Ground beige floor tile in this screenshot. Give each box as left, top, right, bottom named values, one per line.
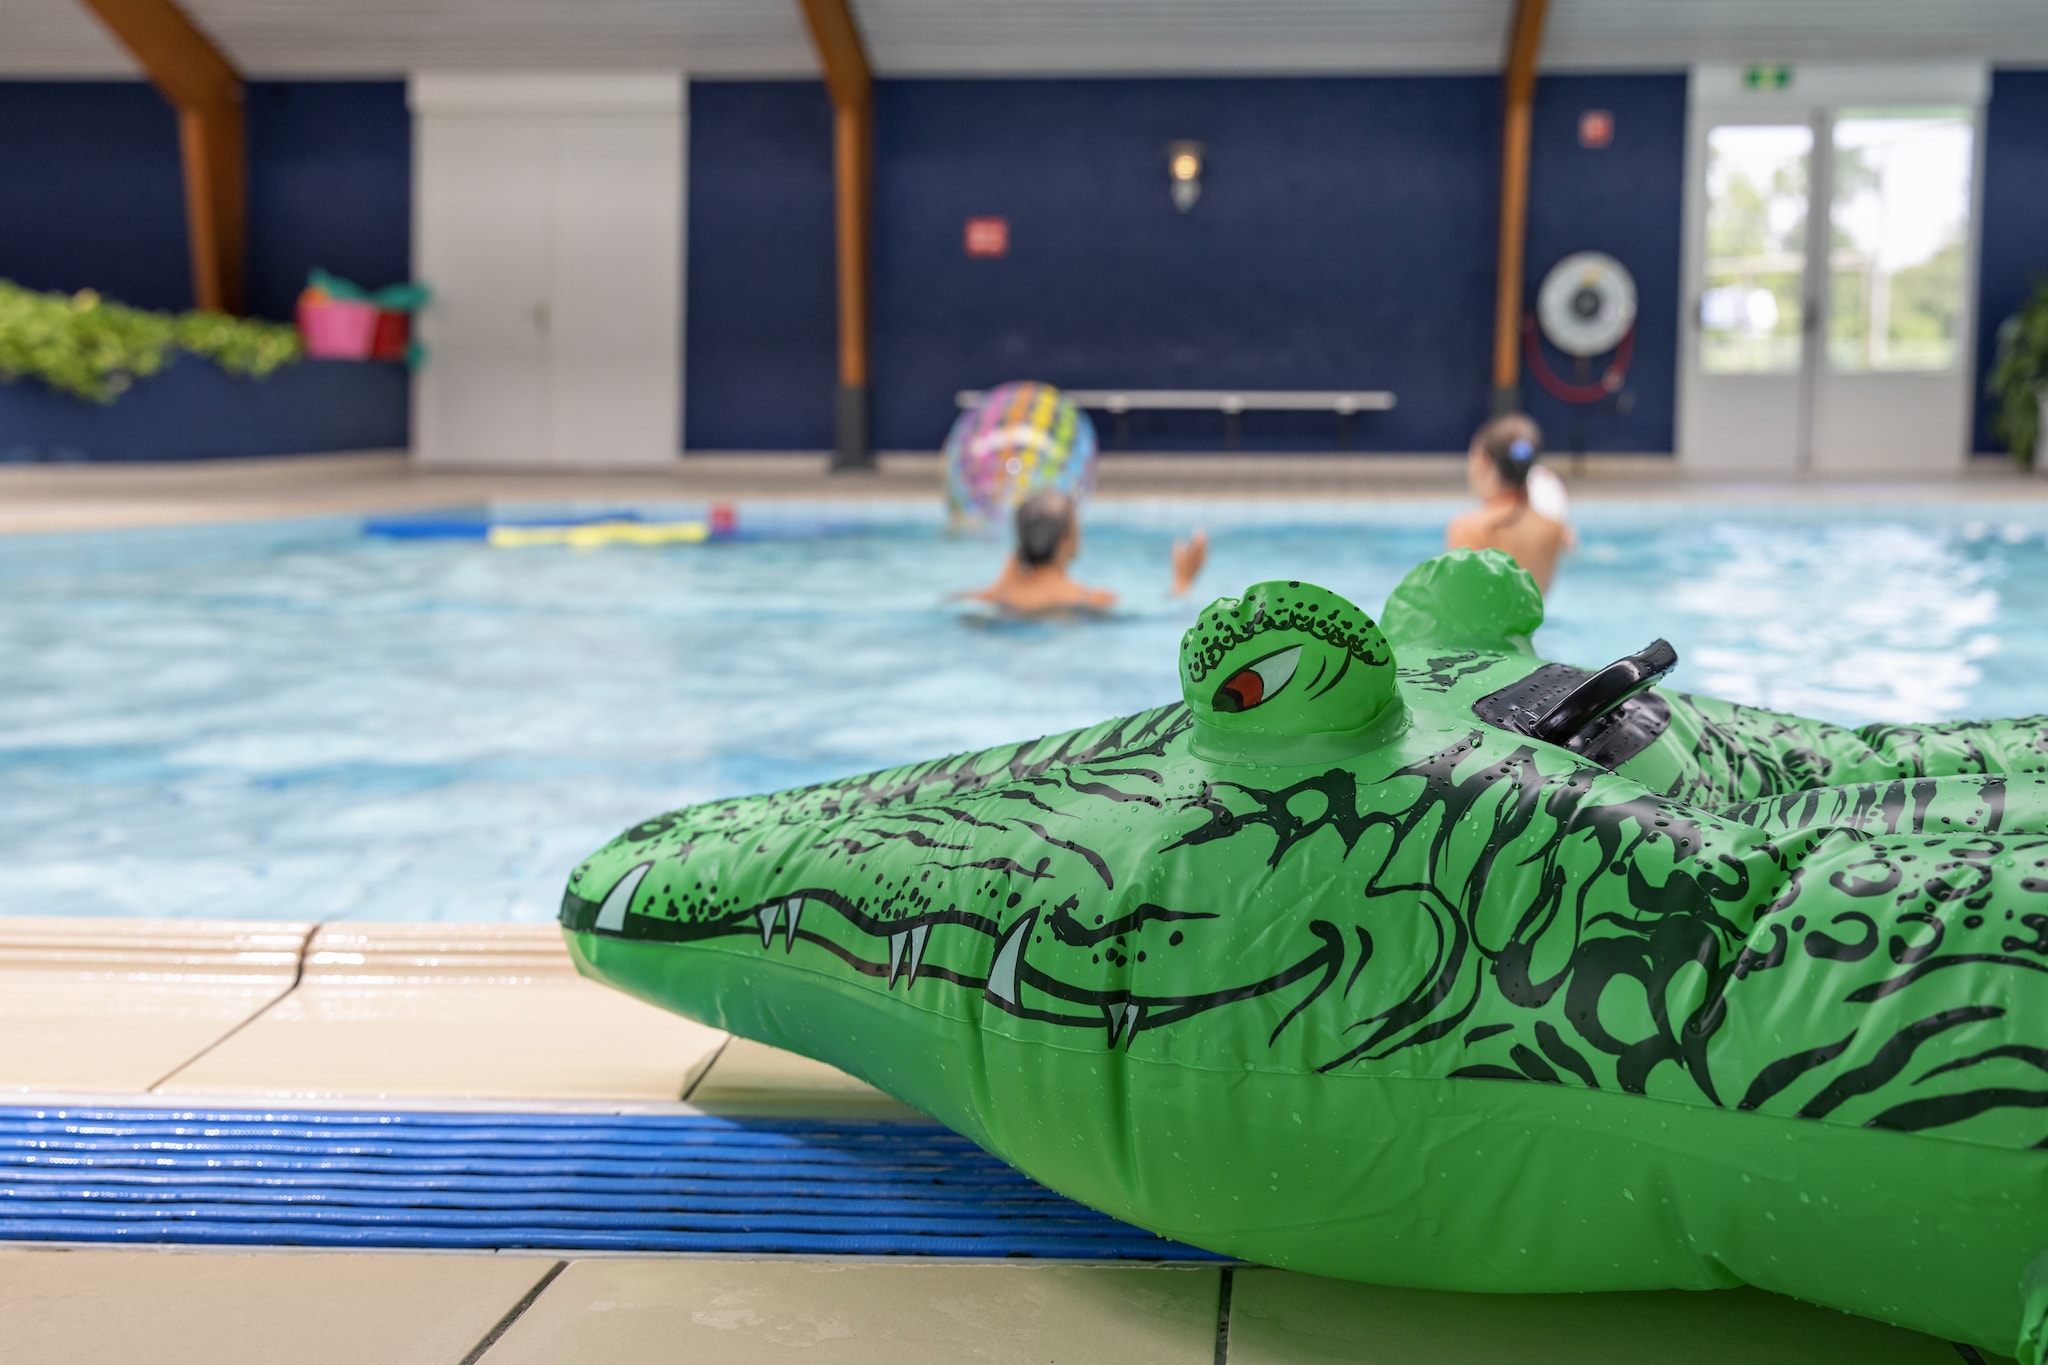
left=482, top=1259, right=1221, bottom=1364
left=0, top=917, right=312, bottom=1093
left=1226, top=1270, right=1973, bottom=1365
left=686, top=1037, right=928, bottom=1119
left=0, top=1247, right=554, bottom=1365
left=156, top=923, right=726, bottom=1101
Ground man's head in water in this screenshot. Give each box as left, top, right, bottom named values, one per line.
left=1016, top=490, right=1080, bottom=570
left=1467, top=413, right=1542, bottom=500
left=968, top=489, right=1205, bottom=611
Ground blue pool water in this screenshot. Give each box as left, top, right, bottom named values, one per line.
left=5, top=500, right=2046, bottom=922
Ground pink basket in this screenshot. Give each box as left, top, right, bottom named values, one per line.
left=297, top=298, right=379, bottom=360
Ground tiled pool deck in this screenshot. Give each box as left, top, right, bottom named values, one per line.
left=1, top=452, right=2025, bottom=1362
left=0, top=917, right=2004, bottom=1364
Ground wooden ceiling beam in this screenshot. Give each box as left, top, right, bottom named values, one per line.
left=78, top=0, right=246, bottom=315
left=796, top=0, right=875, bottom=470
left=1491, top=0, right=1551, bottom=407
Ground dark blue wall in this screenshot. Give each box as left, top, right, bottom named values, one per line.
left=1975, top=69, right=2048, bottom=455
left=0, top=358, right=411, bottom=463
left=684, top=74, right=1688, bottom=453
left=685, top=81, right=837, bottom=451
left=872, top=77, right=1499, bottom=453
left=0, top=80, right=411, bottom=460
left=1521, top=73, right=1686, bottom=454
left=0, top=83, right=192, bottom=311
left=13, top=70, right=2041, bottom=460
left=246, top=82, right=413, bottom=323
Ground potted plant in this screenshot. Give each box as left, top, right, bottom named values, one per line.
left=1989, top=280, right=2048, bottom=471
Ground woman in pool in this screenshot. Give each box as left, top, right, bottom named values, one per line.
left=965, top=490, right=1207, bottom=614
left=1446, top=413, right=1573, bottom=593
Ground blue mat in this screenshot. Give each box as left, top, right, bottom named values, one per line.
left=0, top=1106, right=1221, bottom=1259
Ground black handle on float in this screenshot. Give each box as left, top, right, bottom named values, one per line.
left=1527, top=639, right=1679, bottom=747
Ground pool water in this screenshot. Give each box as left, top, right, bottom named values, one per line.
left=4, top=502, right=2045, bottom=922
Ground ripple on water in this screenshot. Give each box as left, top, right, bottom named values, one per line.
left=2, top=512, right=2044, bottom=919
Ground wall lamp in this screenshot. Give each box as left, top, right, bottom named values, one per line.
left=1166, top=141, right=1204, bottom=213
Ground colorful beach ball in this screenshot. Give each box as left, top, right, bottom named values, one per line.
left=943, top=382, right=1098, bottom=524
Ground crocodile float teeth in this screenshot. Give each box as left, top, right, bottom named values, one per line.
left=758, top=897, right=804, bottom=951
left=593, top=863, right=651, bottom=934
left=887, top=923, right=933, bottom=989
left=984, top=912, right=1035, bottom=1007
left=1104, top=1002, right=1143, bottom=1048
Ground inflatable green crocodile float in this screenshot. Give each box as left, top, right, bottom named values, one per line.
left=563, top=549, right=2048, bottom=1361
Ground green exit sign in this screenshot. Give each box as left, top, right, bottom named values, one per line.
left=1743, top=63, right=1793, bottom=91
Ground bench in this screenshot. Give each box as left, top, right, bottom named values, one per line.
left=953, top=388, right=1397, bottom=450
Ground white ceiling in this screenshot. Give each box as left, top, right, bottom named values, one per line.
left=0, top=0, right=817, bottom=76
left=3, top=0, right=2045, bottom=78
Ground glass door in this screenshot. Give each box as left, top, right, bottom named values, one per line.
left=1810, top=109, right=1977, bottom=473
left=1679, top=68, right=1984, bottom=476
left=1682, top=120, right=1817, bottom=473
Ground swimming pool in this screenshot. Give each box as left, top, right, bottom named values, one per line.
left=5, top=498, right=2045, bottom=922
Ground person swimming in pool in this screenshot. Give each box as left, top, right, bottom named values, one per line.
left=964, top=490, right=1207, bottom=614
left=1446, top=412, right=1574, bottom=593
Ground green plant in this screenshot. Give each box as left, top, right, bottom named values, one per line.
left=1989, top=279, right=2048, bottom=464
left=0, top=279, right=300, bottom=403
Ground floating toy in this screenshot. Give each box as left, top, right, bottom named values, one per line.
left=361, top=504, right=850, bottom=546
left=943, top=381, right=1097, bottom=524
left=297, top=268, right=429, bottom=364
left=485, top=520, right=708, bottom=548
left=563, top=550, right=2048, bottom=1362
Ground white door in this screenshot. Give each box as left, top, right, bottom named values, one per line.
left=413, top=113, right=553, bottom=467
left=550, top=110, right=683, bottom=469
left=1679, top=66, right=1985, bottom=477
left=412, top=75, right=682, bottom=471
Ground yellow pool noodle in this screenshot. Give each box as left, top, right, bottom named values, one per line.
left=487, top=521, right=710, bottom=549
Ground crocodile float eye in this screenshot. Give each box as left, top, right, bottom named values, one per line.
left=1213, top=645, right=1303, bottom=713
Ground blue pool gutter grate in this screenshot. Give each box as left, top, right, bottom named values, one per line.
left=0, top=1106, right=1224, bottom=1260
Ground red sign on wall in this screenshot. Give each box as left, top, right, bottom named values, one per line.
left=1578, top=110, right=1614, bottom=148
left=965, top=217, right=1009, bottom=258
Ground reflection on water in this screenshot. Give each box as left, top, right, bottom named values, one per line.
left=1668, top=524, right=1998, bottom=719
left=0, top=513, right=2041, bottom=920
